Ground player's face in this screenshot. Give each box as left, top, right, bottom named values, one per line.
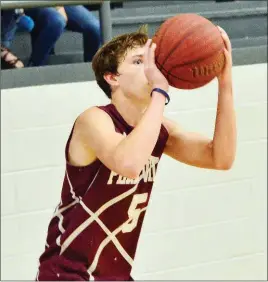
left=117, top=45, right=151, bottom=102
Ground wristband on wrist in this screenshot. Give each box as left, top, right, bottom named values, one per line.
left=150, top=88, right=170, bottom=105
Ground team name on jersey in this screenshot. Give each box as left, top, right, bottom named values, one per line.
left=107, top=156, right=160, bottom=185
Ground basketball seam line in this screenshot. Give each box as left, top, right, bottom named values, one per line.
left=166, top=25, right=224, bottom=71
left=160, top=21, right=210, bottom=70
left=168, top=46, right=224, bottom=72
left=155, top=17, right=177, bottom=60
left=156, top=59, right=214, bottom=83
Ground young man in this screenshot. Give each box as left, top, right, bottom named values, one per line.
left=36, top=26, right=236, bottom=281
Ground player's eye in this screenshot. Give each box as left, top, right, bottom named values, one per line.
left=134, top=59, right=143, bottom=65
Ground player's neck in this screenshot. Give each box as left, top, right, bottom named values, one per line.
left=111, top=93, right=148, bottom=127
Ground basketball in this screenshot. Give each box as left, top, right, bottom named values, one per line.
left=152, top=14, right=226, bottom=89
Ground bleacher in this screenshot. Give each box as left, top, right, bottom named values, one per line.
left=2, top=0, right=267, bottom=89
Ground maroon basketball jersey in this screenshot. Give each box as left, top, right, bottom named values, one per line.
left=36, top=104, right=169, bottom=281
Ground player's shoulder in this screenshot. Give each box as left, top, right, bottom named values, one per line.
left=76, top=105, right=114, bottom=130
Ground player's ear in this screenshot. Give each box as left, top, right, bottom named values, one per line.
left=103, top=73, right=119, bottom=87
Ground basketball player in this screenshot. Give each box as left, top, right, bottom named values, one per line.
left=36, top=26, right=236, bottom=281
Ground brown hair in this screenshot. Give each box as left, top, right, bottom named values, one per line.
left=92, top=25, right=149, bottom=98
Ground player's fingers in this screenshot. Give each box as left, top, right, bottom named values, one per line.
left=217, top=25, right=226, bottom=34
left=222, top=33, right=232, bottom=53
left=144, top=39, right=152, bottom=68
left=218, top=26, right=232, bottom=53
left=226, top=37, right=232, bottom=54
left=217, top=25, right=229, bottom=38
left=223, top=48, right=232, bottom=67
left=149, top=43, right=157, bottom=66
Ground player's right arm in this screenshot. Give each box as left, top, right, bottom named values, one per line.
left=75, top=39, right=168, bottom=179
left=76, top=98, right=163, bottom=179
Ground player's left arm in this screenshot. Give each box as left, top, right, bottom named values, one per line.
left=163, top=26, right=236, bottom=170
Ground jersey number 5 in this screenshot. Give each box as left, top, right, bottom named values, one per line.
left=122, top=193, right=148, bottom=233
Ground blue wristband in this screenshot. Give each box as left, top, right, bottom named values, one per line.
left=151, top=88, right=170, bottom=105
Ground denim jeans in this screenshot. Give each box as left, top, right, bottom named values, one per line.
left=1, top=10, right=34, bottom=48
left=25, top=5, right=101, bottom=66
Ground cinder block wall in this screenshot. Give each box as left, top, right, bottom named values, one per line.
left=1, top=64, right=267, bottom=280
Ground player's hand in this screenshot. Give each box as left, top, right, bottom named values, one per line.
left=217, top=26, right=232, bottom=85
left=144, top=39, right=169, bottom=92
left=55, top=6, right=68, bottom=22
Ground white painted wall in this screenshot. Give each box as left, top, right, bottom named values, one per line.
left=1, top=64, right=267, bottom=280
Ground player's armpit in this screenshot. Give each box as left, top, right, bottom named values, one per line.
left=163, top=117, right=231, bottom=170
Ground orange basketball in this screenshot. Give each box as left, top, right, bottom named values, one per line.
left=152, top=14, right=225, bottom=89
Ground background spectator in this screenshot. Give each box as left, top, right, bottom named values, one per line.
left=25, top=5, right=101, bottom=67
left=1, top=9, right=34, bottom=69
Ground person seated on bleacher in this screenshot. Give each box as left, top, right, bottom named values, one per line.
left=1, top=9, right=34, bottom=69
left=25, top=5, right=101, bottom=67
